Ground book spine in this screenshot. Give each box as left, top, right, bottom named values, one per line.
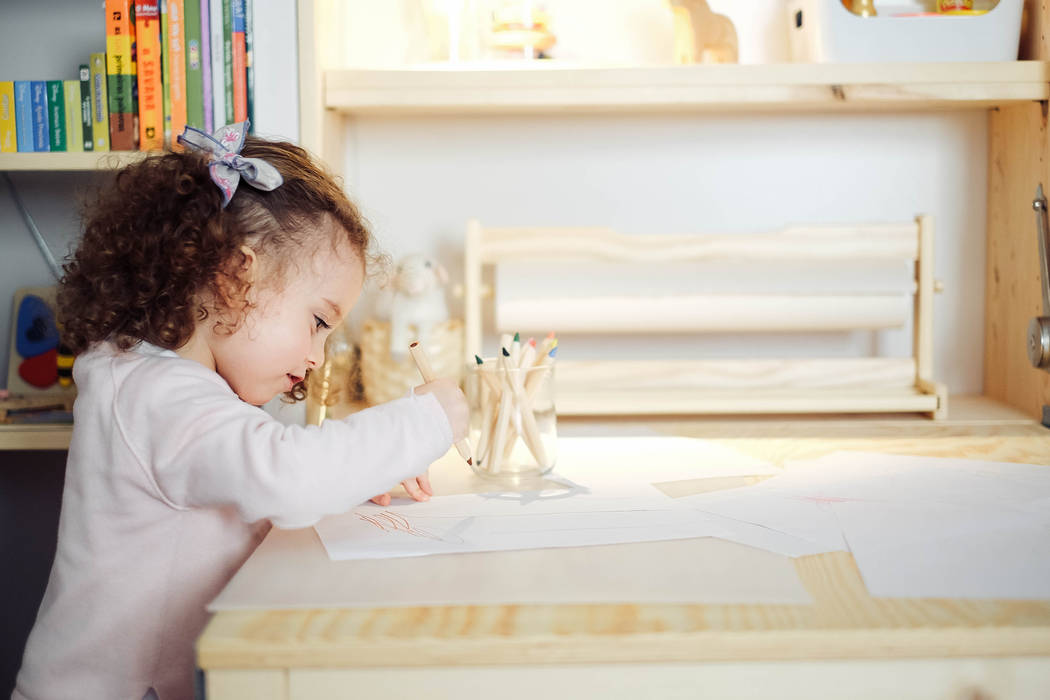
left=222, top=0, right=232, bottom=123
left=90, top=53, right=110, bottom=151
left=200, top=0, right=212, bottom=132
left=231, top=0, right=246, bottom=122
left=135, top=2, right=163, bottom=150
left=78, top=65, right=94, bottom=151
left=160, top=0, right=171, bottom=145
left=184, top=0, right=204, bottom=129
left=14, top=82, right=33, bottom=152
left=0, top=81, right=16, bottom=153
left=209, top=0, right=225, bottom=129
left=167, top=0, right=187, bottom=147
left=63, top=80, right=83, bottom=152
left=30, top=81, right=50, bottom=152
left=130, top=1, right=139, bottom=148
left=244, top=0, right=253, bottom=132
left=47, top=81, right=66, bottom=152
left=106, top=0, right=136, bottom=150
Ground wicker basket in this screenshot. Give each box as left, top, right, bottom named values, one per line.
left=360, top=318, right=465, bottom=405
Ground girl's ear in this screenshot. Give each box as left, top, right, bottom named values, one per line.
left=238, top=245, right=258, bottom=285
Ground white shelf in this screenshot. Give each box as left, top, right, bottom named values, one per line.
left=325, top=61, right=1050, bottom=115
left=0, top=150, right=150, bottom=172
left=0, top=424, right=73, bottom=451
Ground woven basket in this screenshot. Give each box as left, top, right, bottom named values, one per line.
left=360, top=318, right=465, bottom=405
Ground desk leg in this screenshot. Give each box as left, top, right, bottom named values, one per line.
left=206, top=669, right=288, bottom=700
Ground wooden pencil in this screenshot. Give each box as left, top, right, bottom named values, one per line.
left=409, top=341, right=474, bottom=466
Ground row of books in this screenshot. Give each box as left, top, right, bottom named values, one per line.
left=0, top=0, right=254, bottom=153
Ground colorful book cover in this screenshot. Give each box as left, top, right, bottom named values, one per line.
left=200, top=0, right=212, bottom=132
left=231, top=0, right=246, bottom=122
left=106, top=0, right=137, bottom=150
left=90, top=53, right=110, bottom=151
left=30, top=81, right=50, bottom=152
left=209, top=0, right=225, bottom=130
left=46, top=80, right=66, bottom=152
left=0, top=81, right=15, bottom=153
left=222, top=0, right=233, bottom=123
left=167, top=0, right=187, bottom=147
left=63, top=80, right=83, bottom=152
left=135, top=2, right=163, bottom=150
left=130, top=1, right=139, bottom=148
left=244, top=0, right=252, bottom=131
left=161, top=0, right=171, bottom=145
left=79, top=65, right=94, bottom=150
left=184, top=0, right=204, bottom=130
left=14, top=81, right=33, bottom=152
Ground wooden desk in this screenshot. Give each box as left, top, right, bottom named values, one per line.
left=198, top=407, right=1050, bottom=700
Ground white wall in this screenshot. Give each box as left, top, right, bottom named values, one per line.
left=330, top=0, right=988, bottom=395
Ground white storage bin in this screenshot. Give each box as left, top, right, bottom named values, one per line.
left=787, top=0, right=1023, bottom=63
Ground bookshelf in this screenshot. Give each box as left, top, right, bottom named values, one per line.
left=0, top=151, right=150, bottom=172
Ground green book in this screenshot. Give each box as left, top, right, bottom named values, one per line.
left=184, top=0, right=204, bottom=129
left=222, top=0, right=233, bottom=123
left=46, top=80, right=66, bottom=151
left=79, top=64, right=94, bottom=150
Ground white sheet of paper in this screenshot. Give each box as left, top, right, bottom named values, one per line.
left=209, top=527, right=813, bottom=609
left=315, top=506, right=736, bottom=560
left=833, top=499, right=1050, bottom=600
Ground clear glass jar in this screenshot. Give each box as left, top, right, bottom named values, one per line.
left=466, top=358, right=556, bottom=481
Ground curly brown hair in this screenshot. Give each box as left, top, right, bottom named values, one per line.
left=59, top=137, right=373, bottom=401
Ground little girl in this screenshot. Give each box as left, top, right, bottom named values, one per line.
left=13, top=122, right=468, bottom=700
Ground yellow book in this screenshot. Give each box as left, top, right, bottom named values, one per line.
left=0, top=81, right=15, bottom=153
left=64, top=80, right=83, bottom=152
left=90, top=53, right=110, bottom=152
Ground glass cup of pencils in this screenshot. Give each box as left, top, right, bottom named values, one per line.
left=466, top=350, right=557, bottom=481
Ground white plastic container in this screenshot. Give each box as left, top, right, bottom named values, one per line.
left=787, top=0, right=1023, bottom=63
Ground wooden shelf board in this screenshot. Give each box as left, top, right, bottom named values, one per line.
left=0, top=150, right=151, bottom=172
left=325, top=61, right=1050, bottom=116
left=0, top=424, right=72, bottom=450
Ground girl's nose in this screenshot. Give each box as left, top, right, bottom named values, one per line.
left=306, top=337, right=325, bottom=368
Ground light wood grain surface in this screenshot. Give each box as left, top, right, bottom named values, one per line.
left=198, top=412, right=1050, bottom=672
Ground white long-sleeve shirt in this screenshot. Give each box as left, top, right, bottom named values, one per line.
left=13, top=341, right=452, bottom=700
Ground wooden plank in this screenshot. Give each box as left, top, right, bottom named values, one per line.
left=207, top=669, right=288, bottom=700
left=985, top=103, right=1050, bottom=420
left=286, top=659, right=1050, bottom=700
left=0, top=425, right=72, bottom=451
left=0, top=151, right=147, bottom=171
left=325, top=63, right=1050, bottom=116
left=480, top=225, right=920, bottom=263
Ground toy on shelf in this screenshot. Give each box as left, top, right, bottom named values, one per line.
left=669, top=0, right=739, bottom=64
left=386, top=253, right=451, bottom=360
left=487, top=1, right=556, bottom=58
left=7, top=287, right=76, bottom=397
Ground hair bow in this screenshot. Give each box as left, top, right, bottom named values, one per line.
left=176, top=120, right=283, bottom=208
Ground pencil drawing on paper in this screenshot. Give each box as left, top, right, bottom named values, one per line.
left=356, top=511, right=444, bottom=540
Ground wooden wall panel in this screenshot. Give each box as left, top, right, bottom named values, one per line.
left=985, top=102, right=1050, bottom=419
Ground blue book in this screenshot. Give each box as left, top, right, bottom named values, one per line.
left=14, top=81, right=33, bottom=152
left=30, top=80, right=50, bottom=151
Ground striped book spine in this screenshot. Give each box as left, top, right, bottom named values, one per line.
left=200, top=0, right=212, bottom=132
left=209, top=0, right=225, bottom=129
left=79, top=65, right=94, bottom=150
left=90, top=53, right=110, bottom=151
left=184, top=0, right=204, bottom=129
left=63, top=80, right=83, bottom=152
left=30, top=81, right=50, bottom=152
left=47, top=81, right=66, bottom=151
left=244, top=0, right=253, bottom=131
left=0, top=81, right=15, bottom=153
left=106, top=0, right=136, bottom=150
left=14, top=81, right=33, bottom=151
left=231, top=0, right=246, bottom=122
left=135, top=2, right=163, bottom=150
left=221, top=0, right=232, bottom=123
left=167, top=0, right=187, bottom=147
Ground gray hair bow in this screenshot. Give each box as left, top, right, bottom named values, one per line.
left=177, top=120, right=283, bottom=208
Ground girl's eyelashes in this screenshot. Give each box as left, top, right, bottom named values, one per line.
left=314, top=315, right=331, bottom=330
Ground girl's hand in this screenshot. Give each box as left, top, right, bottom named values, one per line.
left=370, top=472, right=433, bottom=506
